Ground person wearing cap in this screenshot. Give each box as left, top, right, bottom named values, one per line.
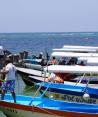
left=0, top=58, right=16, bottom=103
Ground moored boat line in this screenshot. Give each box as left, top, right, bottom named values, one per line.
left=1, top=45, right=98, bottom=117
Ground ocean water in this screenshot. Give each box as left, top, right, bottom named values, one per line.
left=0, top=32, right=98, bottom=55
left=0, top=32, right=98, bottom=117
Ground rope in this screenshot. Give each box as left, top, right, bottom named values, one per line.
left=40, top=82, right=51, bottom=98
left=75, top=73, right=86, bottom=85
left=82, top=73, right=92, bottom=93
left=29, top=82, right=44, bottom=105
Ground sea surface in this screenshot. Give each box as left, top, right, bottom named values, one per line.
left=0, top=32, right=98, bottom=117
left=0, top=32, right=98, bottom=55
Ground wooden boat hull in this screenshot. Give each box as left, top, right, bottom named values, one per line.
left=0, top=94, right=98, bottom=117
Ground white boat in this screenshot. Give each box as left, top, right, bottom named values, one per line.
left=63, top=45, right=98, bottom=50
left=53, top=48, right=97, bottom=53
left=21, top=58, right=47, bottom=71
left=51, top=51, right=98, bottom=57
left=87, top=58, right=98, bottom=65
left=16, top=67, right=44, bottom=76
left=44, top=65, right=98, bottom=74
left=23, top=63, right=44, bottom=71
left=16, top=67, right=49, bottom=85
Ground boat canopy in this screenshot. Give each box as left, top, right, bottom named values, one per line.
left=51, top=52, right=98, bottom=57
left=78, top=57, right=98, bottom=64
left=44, top=65, right=98, bottom=74
left=78, top=57, right=98, bottom=61
left=63, top=45, right=98, bottom=50
left=53, top=48, right=96, bottom=53
left=87, top=58, right=98, bottom=64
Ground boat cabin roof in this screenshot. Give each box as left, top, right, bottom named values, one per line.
left=44, top=65, right=98, bottom=74
left=51, top=52, right=98, bottom=57
left=53, top=48, right=96, bottom=53
left=87, top=58, right=98, bottom=64
left=63, top=45, right=98, bottom=50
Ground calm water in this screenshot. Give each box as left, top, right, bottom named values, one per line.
left=0, top=32, right=98, bottom=117
left=0, top=32, right=98, bottom=55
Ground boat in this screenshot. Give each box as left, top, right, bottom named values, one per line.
left=28, top=73, right=98, bottom=85
left=16, top=67, right=49, bottom=85
left=1, top=65, right=98, bottom=117
left=28, top=75, right=47, bottom=84
left=16, top=67, right=44, bottom=76
left=53, top=48, right=97, bottom=53
left=63, top=45, right=98, bottom=50
left=51, top=51, right=98, bottom=58
left=22, top=63, right=45, bottom=71
left=20, top=58, right=47, bottom=71
left=1, top=93, right=98, bottom=117
left=37, top=81, right=98, bottom=104
left=17, top=64, right=98, bottom=86
left=35, top=65, right=98, bottom=103
left=44, top=65, right=98, bottom=74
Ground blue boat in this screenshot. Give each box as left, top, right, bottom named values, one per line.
left=37, top=82, right=98, bottom=104
left=0, top=94, right=98, bottom=117
left=36, top=65, right=98, bottom=104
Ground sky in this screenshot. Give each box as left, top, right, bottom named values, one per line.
left=0, top=0, right=98, bottom=32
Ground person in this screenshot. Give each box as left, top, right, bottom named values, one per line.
left=48, top=57, right=58, bottom=65
left=45, top=73, right=56, bottom=82
left=46, top=72, right=64, bottom=83
left=38, top=52, right=43, bottom=59
left=54, top=73, right=64, bottom=83
left=0, top=58, right=17, bottom=103
left=0, top=46, right=5, bottom=69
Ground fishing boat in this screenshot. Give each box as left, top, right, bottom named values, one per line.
left=16, top=46, right=98, bottom=86
left=18, top=64, right=98, bottom=86
left=16, top=66, right=49, bottom=85
left=37, top=81, right=98, bottom=104
left=63, top=45, right=98, bottom=50
left=51, top=51, right=98, bottom=58
left=1, top=65, right=98, bottom=117
left=53, top=48, right=97, bottom=53
left=20, top=58, right=47, bottom=71
left=1, top=92, right=98, bottom=117
left=36, top=65, right=98, bottom=104
left=16, top=66, right=44, bottom=76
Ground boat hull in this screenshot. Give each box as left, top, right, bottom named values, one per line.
left=1, top=101, right=98, bottom=117
left=0, top=94, right=98, bottom=117
left=37, top=82, right=98, bottom=104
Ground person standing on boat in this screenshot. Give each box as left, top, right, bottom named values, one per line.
left=0, top=58, right=16, bottom=103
